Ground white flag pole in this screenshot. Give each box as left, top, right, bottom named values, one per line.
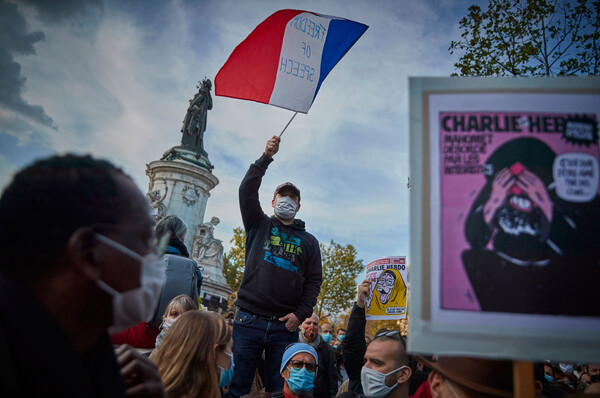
left=279, top=112, right=298, bottom=138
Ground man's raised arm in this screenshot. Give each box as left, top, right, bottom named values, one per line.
left=239, top=136, right=280, bottom=230
left=341, top=280, right=369, bottom=391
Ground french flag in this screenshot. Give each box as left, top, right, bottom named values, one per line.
left=215, top=9, right=368, bottom=113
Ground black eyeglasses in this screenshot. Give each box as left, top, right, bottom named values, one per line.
left=289, top=359, right=317, bottom=372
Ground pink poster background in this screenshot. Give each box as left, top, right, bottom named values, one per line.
left=439, top=112, right=600, bottom=311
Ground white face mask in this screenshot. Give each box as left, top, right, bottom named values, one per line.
left=274, top=196, right=298, bottom=220
left=559, top=363, right=574, bottom=374
left=361, top=365, right=407, bottom=398
left=94, top=234, right=166, bottom=333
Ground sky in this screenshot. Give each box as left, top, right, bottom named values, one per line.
left=0, top=0, right=470, bottom=278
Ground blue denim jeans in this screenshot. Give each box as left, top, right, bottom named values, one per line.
left=225, top=309, right=298, bottom=397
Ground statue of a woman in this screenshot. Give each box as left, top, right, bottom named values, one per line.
left=181, top=78, right=213, bottom=152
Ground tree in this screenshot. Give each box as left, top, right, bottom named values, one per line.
left=222, top=227, right=246, bottom=293
left=316, top=240, right=363, bottom=320
left=449, top=0, right=600, bottom=76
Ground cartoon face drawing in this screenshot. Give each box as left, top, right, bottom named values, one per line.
left=376, top=271, right=396, bottom=304
left=462, top=137, right=600, bottom=316
left=465, top=138, right=557, bottom=261
left=366, top=268, right=408, bottom=317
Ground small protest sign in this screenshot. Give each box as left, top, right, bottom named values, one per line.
left=365, top=257, right=408, bottom=320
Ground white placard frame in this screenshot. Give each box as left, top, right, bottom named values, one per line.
left=408, top=77, right=600, bottom=362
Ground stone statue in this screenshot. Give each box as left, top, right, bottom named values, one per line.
left=181, top=78, right=213, bottom=153
left=146, top=179, right=168, bottom=220
left=192, top=217, right=224, bottom=268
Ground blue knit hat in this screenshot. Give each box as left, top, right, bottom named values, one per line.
left=279, top=343, right=318, bottom=373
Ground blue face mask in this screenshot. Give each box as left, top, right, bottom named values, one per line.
left=338, top=335, right=345, bottom=342
left=287, top=366, right=315, bottom=394
left=544, top=374, right=553, bottom=383
left=321, top=333, right=332, bottom=343
left=219, top=351, right=235, bottom=388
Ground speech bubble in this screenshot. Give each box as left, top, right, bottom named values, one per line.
left=553, top=153, right=599, bottom=202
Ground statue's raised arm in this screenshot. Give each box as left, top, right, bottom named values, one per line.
left=181, top=78, right=213, bottom=153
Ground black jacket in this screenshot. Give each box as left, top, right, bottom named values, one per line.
left=235, top=153, right=322, bottom=321
left=313, top=338, right=339, bottom=398
left=0, top=275, right=126, bottom=398
left=341, top=303, right=367, bottom=395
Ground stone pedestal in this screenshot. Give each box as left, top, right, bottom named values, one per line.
left=146, top=145, right=232, bottom=311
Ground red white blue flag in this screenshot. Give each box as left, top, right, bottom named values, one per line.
left=215, top=9, right=368, bottom=114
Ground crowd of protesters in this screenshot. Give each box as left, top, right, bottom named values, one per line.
left=0, top=143, right=598, bottom=398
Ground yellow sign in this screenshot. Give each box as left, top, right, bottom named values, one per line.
left=365, top=257, right=407, bottom=320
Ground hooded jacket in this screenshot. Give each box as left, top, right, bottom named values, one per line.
left=235, top=154, right=322, bottom=321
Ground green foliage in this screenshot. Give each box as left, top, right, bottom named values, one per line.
left=222, top=226, right=246, bottom=292
left=449, top=0, right=600, bottom=76
left=316, top=240, right=364, bottom=319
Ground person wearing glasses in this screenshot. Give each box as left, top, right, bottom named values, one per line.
left=243, top=343, right=319, bottom=398
left=229, top=136, right=323, bottom=398
left=0, top=155, right=166, bottom=397
left=339, top=280, right=413, bottom=398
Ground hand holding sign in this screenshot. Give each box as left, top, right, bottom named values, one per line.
left=356, top=279, right=370, bottom=309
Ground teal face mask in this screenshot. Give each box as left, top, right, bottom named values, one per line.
left=321, top=333, right=332, bottom=343
left=338, top=335, right=345, bottom=342
left=287, top=366, right=315, bottom=394
left=218, top=351, right=235, bottom=388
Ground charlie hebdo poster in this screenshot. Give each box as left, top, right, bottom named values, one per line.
left=365, top=257, right=408, bottom=320
left=408, top=77, right=600, bottom=362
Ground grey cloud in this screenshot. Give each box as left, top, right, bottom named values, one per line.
left=18, top=0, right=102, bottom=22
left=0, top=1, right=55, bottom=129
left=0, top=49, right=55, bottom=128
left=0, top=2, right=44, bottom=53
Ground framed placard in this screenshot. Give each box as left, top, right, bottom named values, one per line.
left=408, top=77, right=600, bottom=362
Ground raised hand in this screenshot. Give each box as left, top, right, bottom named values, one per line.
left=265, top=136, right=281, bottom=158
left=356, top=279, right=370, bottom=309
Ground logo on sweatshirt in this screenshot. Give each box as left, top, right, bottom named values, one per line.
left=263, top=227, right=302, bottom=272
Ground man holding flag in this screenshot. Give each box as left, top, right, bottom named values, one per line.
left=216, top=11, right=366, bottom=394
left=228, top=136, right=323, bottom=397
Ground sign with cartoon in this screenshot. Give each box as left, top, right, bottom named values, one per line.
left=445, top=115, right=600, bottom=316
left=408, top=77, right=600, bottom=362
left=365, top=257, right=408, bottom=320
